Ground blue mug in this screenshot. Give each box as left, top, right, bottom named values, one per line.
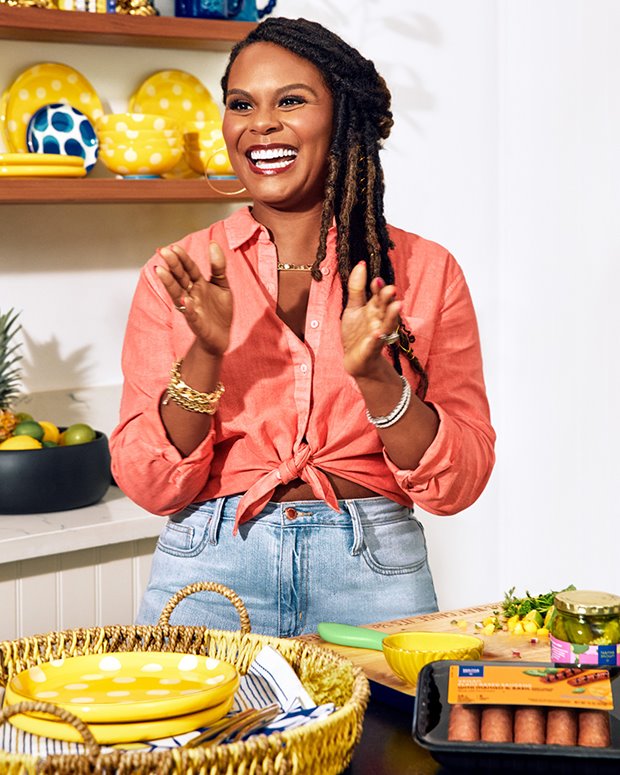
left=174, top=0, right=276, bottom=21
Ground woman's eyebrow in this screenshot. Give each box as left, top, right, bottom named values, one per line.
left=226, top=83, right=319, bottom=99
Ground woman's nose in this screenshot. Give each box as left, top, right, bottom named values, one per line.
left=250, top=107, right=282, bottom=135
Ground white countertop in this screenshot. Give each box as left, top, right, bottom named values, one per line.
left=0, top=487, right=163, bottom=564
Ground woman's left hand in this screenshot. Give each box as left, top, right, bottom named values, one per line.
left=341, top=261, right=401, bottom=378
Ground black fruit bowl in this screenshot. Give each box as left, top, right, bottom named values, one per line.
left=0, top=431, right=112, bottom=514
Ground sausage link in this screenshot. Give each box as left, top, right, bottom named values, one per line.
left=514, top=707, right=546, bottom=744
left=480, top=706, right=513, bottom=743
left=546, top=708, right=578, bottom=745
left=541, top=667, right=583, bottom=683
left=448, top=704, right=481, bottom=742
left=578, top=710, right=611, bottom=748
left=567, top=670, right=609, bottom=686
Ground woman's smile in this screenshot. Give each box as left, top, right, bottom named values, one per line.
left=245, top=143, right=298, bottom=175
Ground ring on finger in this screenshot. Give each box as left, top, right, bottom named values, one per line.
left=186, top=281, right=193, bottom=292
left=380, top=329, right=400, bottom=345
left=175, top=304, right=187, bottom=313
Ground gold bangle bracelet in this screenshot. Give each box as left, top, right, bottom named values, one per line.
left=162, top=359, right=225, bottom=415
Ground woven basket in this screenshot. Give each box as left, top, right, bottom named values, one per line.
left=0, top=581, right=370, bottom=774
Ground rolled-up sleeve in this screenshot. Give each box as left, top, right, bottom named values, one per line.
left=109, top=261, right=217, bottom=515
left=384, top=269, right=495, bottom=514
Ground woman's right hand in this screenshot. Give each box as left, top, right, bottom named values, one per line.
left=156, top=241, right=233, bottom=356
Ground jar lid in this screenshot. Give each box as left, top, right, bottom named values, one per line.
left=554, top=589, right=620, bottom=616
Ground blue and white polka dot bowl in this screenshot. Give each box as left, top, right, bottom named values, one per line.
left=26, top=103, right=99, bottom=172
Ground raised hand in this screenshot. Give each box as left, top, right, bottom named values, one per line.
left=341, top=261, right=401, bottom=378
left=156, top=241, right=233, bottom=356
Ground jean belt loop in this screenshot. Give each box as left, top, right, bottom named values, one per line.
left=207, top=496, right=226, bottom=545
left=344, top=499, right=364, bottom=556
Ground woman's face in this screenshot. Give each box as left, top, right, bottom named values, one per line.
left=222, top=42, right=334, bottom=212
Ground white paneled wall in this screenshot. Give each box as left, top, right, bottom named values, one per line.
left=0, top=538, right=156, bottom=642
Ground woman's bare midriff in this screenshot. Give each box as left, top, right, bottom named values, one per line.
left=272, top=472, right=378, bottom=502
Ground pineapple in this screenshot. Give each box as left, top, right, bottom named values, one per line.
left=0, top=308, right=22, bottom=441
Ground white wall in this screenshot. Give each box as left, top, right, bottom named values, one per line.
left=1, top=1, right=618, bottom=610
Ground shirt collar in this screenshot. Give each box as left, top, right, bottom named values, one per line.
left=223, top=206, right=265, bottom=250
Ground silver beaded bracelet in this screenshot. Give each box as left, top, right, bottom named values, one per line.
left=365, top=375, right=412, bottom=429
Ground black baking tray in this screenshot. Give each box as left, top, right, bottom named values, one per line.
left=412, top=660, right=620, bottom=774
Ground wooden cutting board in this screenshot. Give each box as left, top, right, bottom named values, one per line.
left=301, top=602, right=552, bottom=697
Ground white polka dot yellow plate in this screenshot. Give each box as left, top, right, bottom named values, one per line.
left=6, top=693, right=234, bottom=745
left=0, top=164, right=86, bottom=177
left=0, top=153, right=84, bottom=166
left=129, top=70, right=221, bottom=130
left=4, top=62, right=104, bottom=153
left=5, top=652, right=239, bottom=723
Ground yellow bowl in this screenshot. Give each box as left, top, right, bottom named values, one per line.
left=95, top=113, right=180, bottom=133
left=98, top=127, right=181, bottom=142
left=99, top=143, right=182, bottom=177
left=100, top=135, right=181, bottom=150
left=185, top=146, right=234, bottom=176
left=381, top=632, right=484, bottom=687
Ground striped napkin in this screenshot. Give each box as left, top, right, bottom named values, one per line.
left=0, top=646, right=335, bottom=756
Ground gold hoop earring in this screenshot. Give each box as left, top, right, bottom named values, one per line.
left=202, top=149, right=247, bottom=196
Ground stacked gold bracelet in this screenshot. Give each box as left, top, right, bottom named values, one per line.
left=163, top=359, right=225, bottom=414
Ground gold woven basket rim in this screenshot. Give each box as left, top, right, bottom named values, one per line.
left=0, top=581, right=370, bottom=775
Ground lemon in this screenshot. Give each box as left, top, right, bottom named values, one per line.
left=0, top=435, right=42, bottom=450
left=61, top=422, right=96, bottom=446
left=38, top=420, right=60, bottom=444
left=13, top=420, right=45, bottom=442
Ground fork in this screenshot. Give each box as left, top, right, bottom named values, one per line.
left=182, top=703, right=281, bottom=749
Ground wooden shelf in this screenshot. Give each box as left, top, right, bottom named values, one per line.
left=0, top=6, right=255, bottom=50
left=0, top=177, right=250, bottom=203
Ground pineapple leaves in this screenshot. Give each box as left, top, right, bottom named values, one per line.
left=0, top=308, right=23, bottom=409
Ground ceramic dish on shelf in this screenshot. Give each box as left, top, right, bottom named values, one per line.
left=5, top=651, right=239, bottom=723
left=0, top=164, right=86, bottom=177
left=7, top=693, right=235, bottom=745
left=95, top=112, right=180, bottom=133
left=98, top=142, right=182, bottom=177
left=3, top=62, right=103, bottom=153
left=0, top=152, right=85, bottom=167
left=26, top=103, right=99, bottom=172
left=0, top=89, right=9, bottom=148
left=129, top=70, right=221, bottom=129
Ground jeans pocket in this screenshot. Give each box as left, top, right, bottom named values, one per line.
left=156, top=504, right=211, bottom=557
left=359, top=511, right=430, bottom=576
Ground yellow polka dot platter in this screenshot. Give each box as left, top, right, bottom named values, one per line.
left=5, top=651, right=239, bottom=724
left=7, top=693, right=235, bottom=745
left=129, top=69, right=221, bottom=130
left=2, top=63, right=104, bottom=154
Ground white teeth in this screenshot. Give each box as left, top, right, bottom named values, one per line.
left=249, top=147, right=297, bottom=161
left=254, top=158, right=294, bottom=169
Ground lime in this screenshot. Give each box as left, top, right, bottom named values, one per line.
left=15, top=412, right=33, bottom=423
left=0, top=435, right=42, bottom=450
left=38, top=420, right=60, bottom=444
left=61, top=423, right=96, bottom=446
left=42, top=440, right=59, bottom=448
left=13, top=420, right=45, bottom=442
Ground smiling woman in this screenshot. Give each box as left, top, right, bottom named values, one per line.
left=109, top=17, right=495, bottom=637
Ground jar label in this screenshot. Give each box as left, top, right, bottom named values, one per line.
left=550, top=635, right=620, bottom=666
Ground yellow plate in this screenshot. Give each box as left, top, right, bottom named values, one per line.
left=0, top=165, right=86, bottom=177
left=0, top=152, right=85, bottom=167
left=129, top=70, right=221, bottom=130
left=6, top=693, right=234, bottom=745
left=6, top=652, right=239, bottom=723
left=4, top=62, right=104, bottom=153
left=0, top=88, right=9, bottom=148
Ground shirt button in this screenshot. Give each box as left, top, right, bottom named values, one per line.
left=321, top=266, right=330, bottom=276
left=310, top=320, right=319, bottom=329
left=300, top=363, right=308, bottom=374
left=285, top=507, right=298, bottom=520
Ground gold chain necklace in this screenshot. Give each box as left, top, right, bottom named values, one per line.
left=277, top=262, right=314, bottom=271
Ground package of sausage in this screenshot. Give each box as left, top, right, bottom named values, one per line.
left=413, top=660, right=620, bottom=773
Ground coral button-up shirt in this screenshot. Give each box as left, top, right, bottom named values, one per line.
left=109, top=207, right=495, bottom=532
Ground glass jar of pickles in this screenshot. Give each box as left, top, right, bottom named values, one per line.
left=549, top=589, right=620, bottom=666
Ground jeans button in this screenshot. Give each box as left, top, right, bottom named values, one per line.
left=285, top=507, right=298, bottom=520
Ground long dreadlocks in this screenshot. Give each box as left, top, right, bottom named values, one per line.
left=221, top=17, right=428, bottom=398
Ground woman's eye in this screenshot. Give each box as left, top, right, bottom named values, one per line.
left=279, top=95, right=306, bottom=108
left=227, top=99, right=252, bottom=111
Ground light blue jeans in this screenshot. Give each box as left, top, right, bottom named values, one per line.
left=137, top=494, right=438, bottom=636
